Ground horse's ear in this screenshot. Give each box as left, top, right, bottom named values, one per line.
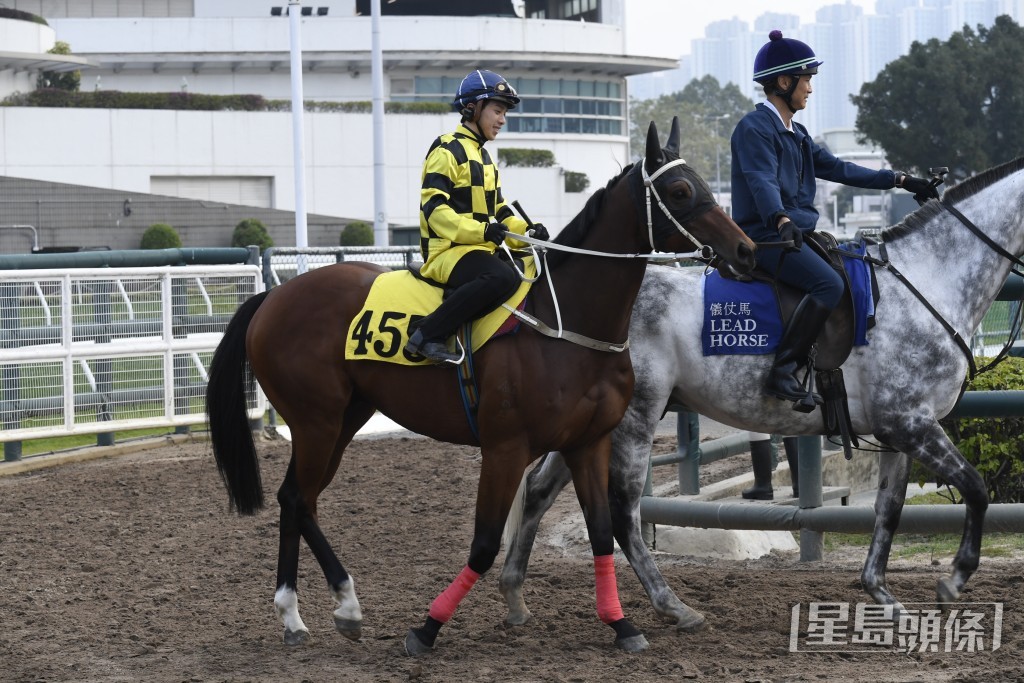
left=666, top=116, right=680, bottom=155
left=645, top=121, right=663, bottom=173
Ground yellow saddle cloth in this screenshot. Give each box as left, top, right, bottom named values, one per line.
left=345, top=257, right=536, bottom=365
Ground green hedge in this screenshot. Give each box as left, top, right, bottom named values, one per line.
left=938, top=356, right=1024, bottom=503
left=340, top=221, right=374, bottom=246
left=500, top=148, right=556, bottom=168
left=564, top=170, right=590, bottom=193
left=0, top=90, right=449, bottom=115
left=231, top=218, right=273, bottom=252
left=140, top=223, right=181, bottom=250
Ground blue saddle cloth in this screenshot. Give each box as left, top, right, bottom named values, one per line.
left=702, top=241, right=874, bottom=357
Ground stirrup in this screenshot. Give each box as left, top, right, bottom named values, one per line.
left=793, top=348, right=822, bottom=413
left=405, top=330, right=464, bottom=364
left=793, top=360, right=822, bottom=413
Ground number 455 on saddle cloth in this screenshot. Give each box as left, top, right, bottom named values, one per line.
left=344, top=258, right=536, bottom=365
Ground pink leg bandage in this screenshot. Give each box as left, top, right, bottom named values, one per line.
left=428, top=565, right=481, bottom=623
left=594, top=554, right=625, bottom=624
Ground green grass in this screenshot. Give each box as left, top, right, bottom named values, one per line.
left=821, top=490, right=1024, bottom=560
left=12, top=425, right=199, bottom=457
left=9, top=407, right=276, bottom=457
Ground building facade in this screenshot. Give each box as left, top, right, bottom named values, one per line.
left=0, top=0, right=676, bottom=251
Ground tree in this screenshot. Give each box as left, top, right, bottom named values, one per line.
left=852, top=15, right=1024, bottom=181
left=36, top=41, right=80, bottom=92
left=339, top=221, right=374, bottom=246
left=140, top=223, right=181, bottom=249
left=629, top=75, right=753, bottom=189
left=231, top=218, right=273, bottom=251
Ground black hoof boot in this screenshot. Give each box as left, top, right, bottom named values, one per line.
left=610, top=618, right=649, bottom=652
left=405, top=616, right=442, bottom=656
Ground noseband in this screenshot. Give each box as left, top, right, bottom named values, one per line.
left=640, top=157, right=717, bottom=257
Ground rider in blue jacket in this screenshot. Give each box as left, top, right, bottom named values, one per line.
left=730, top=30, right=938, bottom=410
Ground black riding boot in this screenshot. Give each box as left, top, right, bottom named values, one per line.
left=404, top=259, right=519, bottom=364
left=764, top=295, right=832, bottom=409
left=741, top=439, right=775, bottom=500
left=783, top=436, right=800, bottom=498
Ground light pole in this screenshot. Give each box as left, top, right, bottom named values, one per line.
left=698, top=113, right=730, bottom=204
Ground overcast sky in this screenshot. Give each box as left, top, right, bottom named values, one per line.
left=624, top=0, right=877, bottom=59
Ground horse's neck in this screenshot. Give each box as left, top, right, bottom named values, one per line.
left=885, top=190, right=1023, bottom=335
left=539, top=203, right=648, bottom=343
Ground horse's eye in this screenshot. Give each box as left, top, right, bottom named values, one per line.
left=673, top=188, right=689, bottom=201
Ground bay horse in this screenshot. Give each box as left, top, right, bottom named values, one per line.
left=205, top=119, right=756, bottom=654
left=500, top=157, right=1024, bottom=630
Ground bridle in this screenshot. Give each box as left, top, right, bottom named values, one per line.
left=495, top=156, right=724, bottom=353
left=640, top=157, right=716, bottom=255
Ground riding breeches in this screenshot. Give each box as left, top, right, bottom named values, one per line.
left=415, top=250, right=521, bottom=340
left=755, top=239, right=843, bottom=309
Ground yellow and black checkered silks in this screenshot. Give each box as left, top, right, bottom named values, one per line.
left=419, top=124, right=529, bottom=283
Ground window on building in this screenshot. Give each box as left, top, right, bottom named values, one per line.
left=411, top=75, right=626, bottom=139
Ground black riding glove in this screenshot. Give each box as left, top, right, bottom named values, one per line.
left=778, top=220, right=803, bottom=253
left=900, top=174, right=939, bottom=200
left=483, top=222, right=507, bottom=246
left=529, top=223, right=550, bottom=241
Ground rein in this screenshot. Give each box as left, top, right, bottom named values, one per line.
left=940, top=198, right=1024, bottom=275
left=497, top=161, right=717, bottom=353
left=849, top=196, right=1024, bottom=381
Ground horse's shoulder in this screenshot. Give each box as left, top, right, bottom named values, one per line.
left=633, top=267, right=702, bottom=334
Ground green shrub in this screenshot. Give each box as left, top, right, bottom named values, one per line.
left=500, top=148, right=556, bottom=168
left=231, top=218, right=273, bottom=252
left=36, top=41, right=80, bottom=92
left=0, top=91, right=449, bottom=115
left=937, top=356, right=1024, bottom=503
left=140, top=223, right=181, bottom=250
left=340, top=221, right=374, bottom=246
left=564, top=170, right=590, bottom=193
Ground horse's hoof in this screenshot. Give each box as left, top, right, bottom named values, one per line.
left=504, top=608, right=532, bottom=627
left=675, top=612, right=706, bottom=633
left=404, top=629, right=434, bottom=656
left=334, top=617, right=362, bottom=641
left=937, top=577, right=960, bottom=607
left=615, top=633, right=650, bottom=653
left=283, top=628, right=310, bottom=646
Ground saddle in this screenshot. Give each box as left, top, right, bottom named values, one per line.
left=720, top=231, right=868, bottom=369
left=718, top=231, right=879, bottom=459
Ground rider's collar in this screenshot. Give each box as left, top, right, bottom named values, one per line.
left=763, top=100, right=794, bottom=132
left=455, top=123, right=487, bottom=146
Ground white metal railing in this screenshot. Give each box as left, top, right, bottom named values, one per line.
left=0, top=265, right=264, bottom=443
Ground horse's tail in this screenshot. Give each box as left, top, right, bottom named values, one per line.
left=502, top=451, right=558, bottom=549
left=207, top=291, right=270, bottom=515
left=502, top=464, right=531, bottom=551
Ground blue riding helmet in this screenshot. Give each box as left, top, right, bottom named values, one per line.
left=451, top=69, right=520, bottom=113
left=752, top=30, right=823, bottom=84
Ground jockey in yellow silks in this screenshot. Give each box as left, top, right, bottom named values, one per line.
left=405, top=69, right=549, bottom=363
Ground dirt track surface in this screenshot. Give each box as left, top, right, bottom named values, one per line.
left=1, top=434, right=1021, bottom=683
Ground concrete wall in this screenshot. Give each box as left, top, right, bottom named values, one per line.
left=0, top=175, right=349, bottom=252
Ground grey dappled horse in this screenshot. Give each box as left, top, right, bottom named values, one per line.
left=499, top=157, right=1024, bottom=630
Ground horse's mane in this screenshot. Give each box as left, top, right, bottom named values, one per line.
left=544, top=162, right=636, bottom=269
left=882, top=156, right=1024, bottom=241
